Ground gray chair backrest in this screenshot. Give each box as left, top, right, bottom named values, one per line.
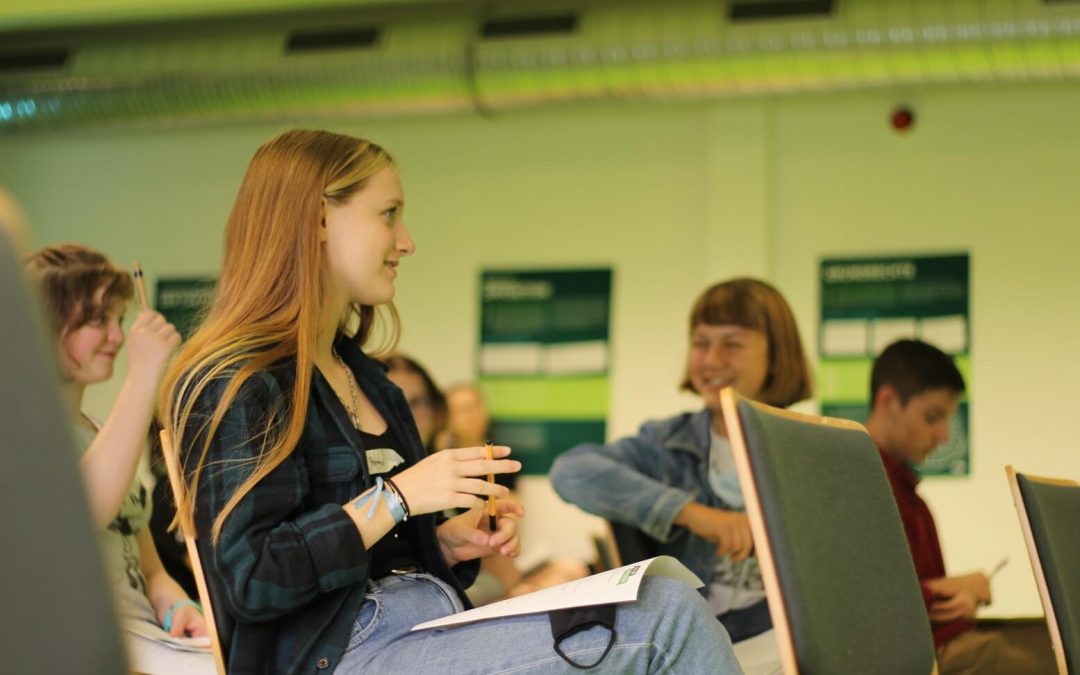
left=0, top=231, right=128, bottom=673
left=1009, top=467, right=1080, bottom=675
left=722, top=389, right=936, bottom=675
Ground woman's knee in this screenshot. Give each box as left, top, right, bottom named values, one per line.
left=639, top=576, right=709, bottom=613
left=627, top=576, right=739, bottom=671
left=634, top=576, right=719, bottom=636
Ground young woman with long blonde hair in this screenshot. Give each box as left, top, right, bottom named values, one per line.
left=162, top=129, right=740, bottom=674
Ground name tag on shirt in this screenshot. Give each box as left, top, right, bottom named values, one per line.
left=366, top=448, right=405, bottom=475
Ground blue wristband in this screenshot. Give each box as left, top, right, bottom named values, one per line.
left=352, top=477, right=407, bottom=524
left=384, top=485, right=407, bottom=523
left=353, top=477, right=386, bottom=520
left=162, top=599, right=202, bottom=633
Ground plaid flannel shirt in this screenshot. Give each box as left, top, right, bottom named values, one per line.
left=182, top=337, right=477, bottom=674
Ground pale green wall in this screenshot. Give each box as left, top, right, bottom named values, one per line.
left=3, top=82, right=1078, bottom=616
left=768, top=82, right=1080, bottom=617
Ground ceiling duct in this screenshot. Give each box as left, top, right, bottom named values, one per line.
left=285, top=27, right=382, bottom=53
left=2, top=0, right=1080, bottom=133
left=729, top=0, right=836, bottom=22
left=0, top=48, right=70, bottom=74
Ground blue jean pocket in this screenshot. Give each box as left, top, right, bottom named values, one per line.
left=411, top=573, right=465, bottom=615
left=347, top=594, right=382, bottom=650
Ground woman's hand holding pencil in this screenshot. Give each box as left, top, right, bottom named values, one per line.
left=388, top=442, right=523, bottom=566
left=435, top=495, right=525, bottom=566
left=486, top=440, right=497, bottom=531
left=390, top=444, right=520, bottom=516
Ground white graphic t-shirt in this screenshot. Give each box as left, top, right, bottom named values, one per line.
left=706, top=428, right=766, bottom=615
left=73, top=422, right=158, bottom=624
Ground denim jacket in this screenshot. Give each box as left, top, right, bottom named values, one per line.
left=550, top=408, right=739, bottom=587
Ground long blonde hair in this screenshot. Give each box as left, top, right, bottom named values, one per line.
left=163, top=129, right=399, bottom=542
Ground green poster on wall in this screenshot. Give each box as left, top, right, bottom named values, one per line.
left=477, top=269, right=612, bottom=475
left=156, top=277, right=216, bottom=341
left=818, top=254, right=971, bottom=476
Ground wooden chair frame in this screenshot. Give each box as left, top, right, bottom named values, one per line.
left=1006, top=464, right=1077, bottom=675
left=720, top=387, right=938, bottom=675
left=159, top=429, right=228, bottom=675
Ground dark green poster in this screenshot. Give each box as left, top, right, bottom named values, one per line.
left=156, top=278, right=216, bottom=341
left=818, top=254, right=971, bottom=476
left=478, top=269, right=612, bottom=475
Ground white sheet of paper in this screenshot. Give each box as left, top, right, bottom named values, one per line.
left=121, top=617, right=212, bottom=651
left=412, top=555, right=702, bottom=631
left=125, top=633, right=216, bottom=675
left=122, top=618, right=214, bottom=675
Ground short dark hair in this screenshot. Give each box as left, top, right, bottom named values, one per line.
left=680, top=277, right=813, bottom=407
left=870, top=339, right=965, bottom=410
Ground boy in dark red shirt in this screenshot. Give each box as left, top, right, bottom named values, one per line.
left=866, top=339, right=1053, bottom=674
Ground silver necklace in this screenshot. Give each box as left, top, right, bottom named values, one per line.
left=332, top=349, right=361, bottom=431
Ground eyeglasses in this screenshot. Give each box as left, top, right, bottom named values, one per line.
left=407, top=395, right=434, bottom=411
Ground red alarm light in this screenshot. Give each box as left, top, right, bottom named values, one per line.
left=891, top=106, right=915, bottom=132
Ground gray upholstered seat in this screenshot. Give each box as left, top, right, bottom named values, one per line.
left=1008, top=466, right=1080, bottom=675
left=0, top=231, right=128, bottom=672
left=721, top=388, right=937, bottom=675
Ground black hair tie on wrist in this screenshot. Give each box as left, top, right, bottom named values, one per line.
left=384, top=477, right=411, bottom=519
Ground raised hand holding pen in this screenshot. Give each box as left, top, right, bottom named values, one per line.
left=133, top=261, right=150, bottom=310
left=127, top=262, right=181, bottom=388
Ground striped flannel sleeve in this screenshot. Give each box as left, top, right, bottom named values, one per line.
left=187, top=371, right=370, bottom=622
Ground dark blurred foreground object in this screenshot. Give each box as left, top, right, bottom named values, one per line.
left=0, top=229, right=128, bottom=673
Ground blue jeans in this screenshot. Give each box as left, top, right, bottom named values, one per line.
left=336, top=572, right=743, bottom=674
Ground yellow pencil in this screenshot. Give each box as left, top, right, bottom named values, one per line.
left=133, top=261, right=149, bottom=311
left=486, top=440, right=497, bottom=531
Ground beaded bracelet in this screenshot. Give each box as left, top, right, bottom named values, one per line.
left=162, top=598, right=202, bottom=633
left=383, top=477, right=410, bottom=521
